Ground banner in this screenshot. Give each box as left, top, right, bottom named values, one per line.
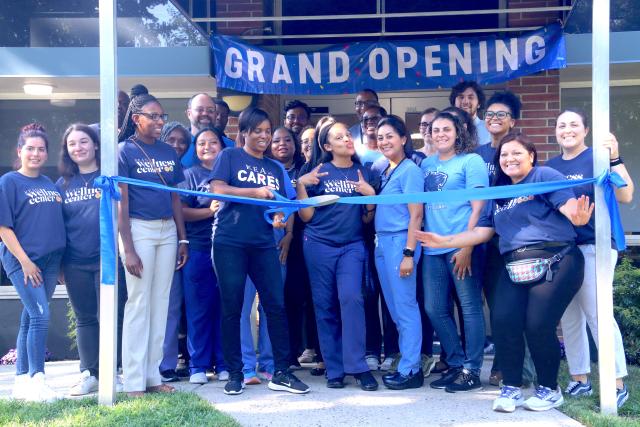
left=211, top=24, right=566, bottom=95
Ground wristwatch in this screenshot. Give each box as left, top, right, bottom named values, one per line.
left=402, top=247, right=415, bottom=257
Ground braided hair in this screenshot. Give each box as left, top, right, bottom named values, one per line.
left=117, top=89, right=160, bottom=142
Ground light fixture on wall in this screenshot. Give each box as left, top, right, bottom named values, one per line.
left=23, top=83, right=54, bottom=96
left=222, top=95, right=254, bottom=113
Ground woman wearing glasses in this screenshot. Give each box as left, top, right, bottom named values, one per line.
left=117, top=92, right=188, bottom=396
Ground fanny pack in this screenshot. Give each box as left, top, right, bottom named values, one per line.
left=505, top=245, right=573, bottom=285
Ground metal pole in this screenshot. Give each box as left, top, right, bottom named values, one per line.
left=592, top=0, right=617, bottom=416
left=98, top=0, right=119, bottom=406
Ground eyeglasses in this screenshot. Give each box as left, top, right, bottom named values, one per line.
left=419, top=121, right=432, bottom=129
left=484, top=111, right=511, bottom=120
left=136, top=112, right=168, bottom=122
left=362, top=116, right=382, bottom=124
left=191, top=107, right=215, bottom=115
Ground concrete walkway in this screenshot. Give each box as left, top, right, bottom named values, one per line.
left=0, top=360, right=583, bottom=426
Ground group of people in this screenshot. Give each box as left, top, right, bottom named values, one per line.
left=0, top=80, right=634, bottom=414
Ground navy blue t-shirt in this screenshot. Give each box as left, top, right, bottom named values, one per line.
left=118, top=138, right=184, bottom=220
left=475, top=143, right=497, bottom=181
left=56, top=173, right=101, bottom=263
left=478, top=166, right=577, bottom=254
left=209, top=148, right=295, bottom=248
left=545, top=148, right=599, bottom=245
left=304, top=162, right=372, bottom=246
left=0, top=172, right=66, bottom=269
left=179, top=165, right=215, bottom=251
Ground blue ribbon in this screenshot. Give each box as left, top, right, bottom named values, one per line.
left=95, top=176, right=122, bottom=285
left=95, top=171, right=627, bottom=285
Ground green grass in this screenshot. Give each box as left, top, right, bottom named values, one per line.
left=558, top=362, right=640, bottom=427
left=0, top=392, right=239, bottom=427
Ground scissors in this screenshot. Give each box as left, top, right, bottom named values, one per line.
left=263, top=190, right=340, bottom=224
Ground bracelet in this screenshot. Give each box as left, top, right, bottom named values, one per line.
left=366, top=207, right=376, bottom=213
left=178, top=240, right=190, bottom=245
left=610, top=157, right=624, bottom=167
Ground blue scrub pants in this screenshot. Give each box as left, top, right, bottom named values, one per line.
left=304, top=237, right=368, bottom=380
left=159, top=268, right=182, bottom=373
left=374, top=232, right=422, bottom=376
left=182, top=247, right=225, bottom=375
left=241, top=277, right=274, bottom=375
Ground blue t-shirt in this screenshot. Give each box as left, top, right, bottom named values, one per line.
left=209, top=148, right=295, bottom=248
left=118, top=138, right=185, bottom=220
left=478, top=166, right=577, bottom=254
left=0, top=172, right=66, bottom=270
left=374, top=159, right=424, bottom=233
left=179, top=165, right=216, bottom=251
left=304, top=162, right=372, bottom=246
left=475, top=143, right=497, bottom=181
left=56, top=173, right=101, bottom=263
left=475, top=115, right=491, bottom=146
left=546, top=147, right=601, bottom=245
left=421, top=153, right=489, bottom=255
left=182, top=134, right=235, bottom=168
left=357, top=146, right=383, bottom=169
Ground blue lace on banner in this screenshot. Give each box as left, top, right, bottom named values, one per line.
left=95, top=171, right=627, bottom=285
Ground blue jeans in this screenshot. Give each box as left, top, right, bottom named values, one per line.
left=2, top=250, right=63, bottom=376
left=160, top=267, right=183, bottom=373
left=423, top=250, right=485, bottom=374
left=374, top=232, right=422, bottom=375
left=304, top=237, right=368, bottom=379
left=182, top=247, right=225, bottom=375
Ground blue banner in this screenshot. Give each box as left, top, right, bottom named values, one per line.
left=211, top=24, right=566, bottom=95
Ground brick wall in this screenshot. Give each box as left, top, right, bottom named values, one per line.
left=507, top=0, right=564, bottom=160
left=507, top=70, right=561, bottom=161
left=215, top=0, right=265, bottom=36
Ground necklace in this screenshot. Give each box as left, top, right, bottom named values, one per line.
left=331, top=161, right=355, bottom=182
left=79, top=170, right=99, bottom=188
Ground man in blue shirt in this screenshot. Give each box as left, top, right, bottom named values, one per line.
left=183, top=93, right=234, bottom=167
left=349, top=89, right=379, bottom=147
left=449, top=81, right=491, bottom=146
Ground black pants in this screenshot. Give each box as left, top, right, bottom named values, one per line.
left=481, top=238, right=504, bottom=372
left=213, top=243, right=290, bottom=377
left=64, top=260, right=127, bottom=376
left=285, top=228, right=321, bottom=363
left=493, top=245, right=584, bottom=389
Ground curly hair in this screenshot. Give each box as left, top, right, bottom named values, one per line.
left=486, top=90, right=522, bottom=119
left=430, top=111, right=476, bottom=154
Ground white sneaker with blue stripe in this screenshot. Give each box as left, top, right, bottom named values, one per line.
left=493, top=385, right=524, bottom=413
left=617, top=385, right=629, bottom=409
left=524, top=385, right=564, bottom=411
left=565, top=380, right=593, bottom=397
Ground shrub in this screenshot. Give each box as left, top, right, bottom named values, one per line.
left=613, top=256, right=640, bottom=364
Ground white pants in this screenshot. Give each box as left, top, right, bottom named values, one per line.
left=119, top=218, right=177, bottom=392
left=560, top=244, right=628, bottom=378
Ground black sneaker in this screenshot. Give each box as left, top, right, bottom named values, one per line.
left=430, top=367, right=462, bottom=389
left=268, top=370, right=310, bottom=394
left=382, top=369, right=424, bottom=390
left=223, top=378, right=245, bottom=395
left=445, top=369, right=483, bottom=393
left=355, top=371, right=379, bottom=391
left=327, top=376, right=345, bottom=389
left=160, top=369, right=179, bottom=383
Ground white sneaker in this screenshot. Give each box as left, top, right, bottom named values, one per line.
left=11, top=374, right=29, bottom=400
left=366, top=355, right=380, bottom=371
left=69, top=370, right=99, bottom=396
left=298, top=349, right=316, bottom=364
left=379, top=356, right=396, bottom=371
left=190, top=372, right=208, bottom=384
left=217, top=370, right=230, bottom=381
left=26, top=372, right=62, bottom=403
left=493, top=385, right=524, bottom=413
left=524, top=385, right=564, bottom=411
